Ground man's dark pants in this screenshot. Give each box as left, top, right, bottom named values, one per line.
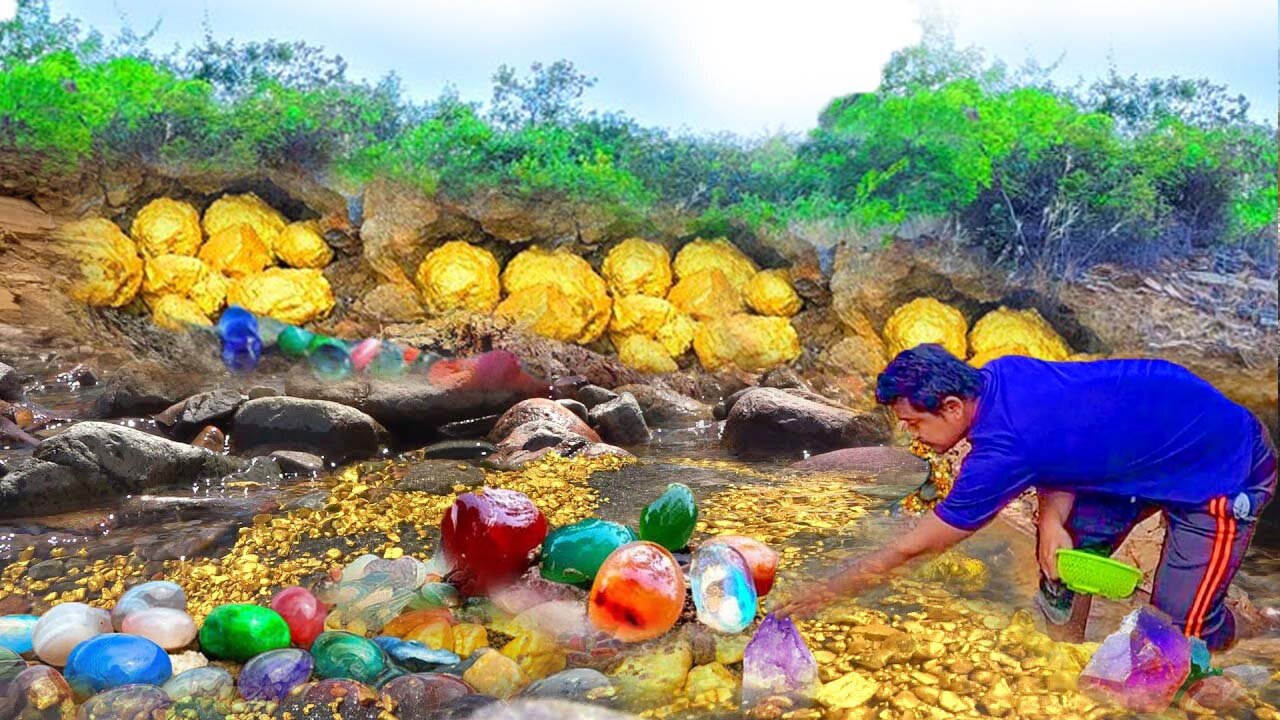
left=1038, top=423, right=1277, bottom=650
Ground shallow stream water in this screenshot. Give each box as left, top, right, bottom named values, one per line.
left=2, top=353, right=1279, bottom=718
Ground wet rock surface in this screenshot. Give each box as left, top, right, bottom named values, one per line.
left=396, top=459, right=486, bottom=494
left=787, top=446, right=927, bottom=476
left=421, top=439, right=496, bottom=460
left=489, top=398, right=601, bottom=445
left=268, top=450, right=326, bottom=475
left=588, top=392, right=650, bottom=446
left=0, top=421, right=243, bottom=518
left=556, top=399, right=590, bottom=425
left=486, top=418, right=632, bottom=470
left=231, top=396, right=388, bottom=463
left=93, top=361, right=208, bottom=418
left=721, top=387, right=892, bottom=455
left=173, top=389, right=245, bottom=436
left=612, top=384, right=709, bottom=426
left=576, top=385, right=618, bottom=409
left=0, top=361, right=20, bottom=400
left=285, top=371, right=541, bottom=441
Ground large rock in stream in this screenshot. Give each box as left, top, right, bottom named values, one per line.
left=0, top=422, right=244, bottom=518
left=283, top=351, right=549, bottom=440
left=721, top=387, right=892, bottom=455
left=787, top=446, right=927, bottom=475
left=231, top=396, right=389, bottom=463
left=485, top=399, right=632, bottom=470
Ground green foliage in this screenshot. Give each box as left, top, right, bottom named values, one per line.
left=0, top=1, right=1274, bottom=273
left=489, top=60, right=596, bottom=130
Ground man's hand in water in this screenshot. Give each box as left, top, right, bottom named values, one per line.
left=776, top=513, right=973, bottom=619
left=774, top=579, right=838, bottom=619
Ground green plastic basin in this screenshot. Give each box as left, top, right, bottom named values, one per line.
left=1056, top=548, right=1142, bottom=599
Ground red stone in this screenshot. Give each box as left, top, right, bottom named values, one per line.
left=704, top=535, right=779, bottom=596
left=426, top=350, right=549, bottom=397
left=441, top=489, right=548, bottom=596
left=270, top=586, right=328, bottom=649
left=588, top=541, right=685, bottom=643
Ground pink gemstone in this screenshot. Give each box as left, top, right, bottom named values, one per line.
left=121, top=607, right=198, bottom=650
left=270, top=587, right=328, bottom=649
left=350, top=339, right=382, bottom=372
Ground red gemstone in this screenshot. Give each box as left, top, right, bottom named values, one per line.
left=441, top=489, right=548, bottom=596
left=270, top=586, right=328, bottom=648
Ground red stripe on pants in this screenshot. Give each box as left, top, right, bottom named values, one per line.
left=1184, top=497, right=1236, bottom=638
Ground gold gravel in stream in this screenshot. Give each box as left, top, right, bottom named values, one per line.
left=694, top=474, right=871, bottom=572
left=0, top=453, right=626, bottom=621
left=5, top=454, right=1279, bottom=720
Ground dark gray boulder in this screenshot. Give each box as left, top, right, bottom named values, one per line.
left=588, top=392, right=650, bottom=446
left=0, top=421, right=243, bottom=518
left=721, top=387, right=892, bottom=455
left=175, top=389, right=245, bottom=435
left=612, top=384, right=709, bottom=425
left=232, top=397, right=388, bottom=464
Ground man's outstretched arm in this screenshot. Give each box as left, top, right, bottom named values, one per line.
left=778, top=512, right=973, bottom=617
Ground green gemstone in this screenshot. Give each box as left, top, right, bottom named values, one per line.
left=198, top=604, right=290, bottom=662
left=541, top=518, right=638, bottom=585
left=408, top=582, right=461, bottom=610
left=307, top=335, right=346, bottom=353
left=277, top=326, right=315, bottom=358
left=639, top=483, right=698, bottom=551
left=311, top=631, right=391, bottom=685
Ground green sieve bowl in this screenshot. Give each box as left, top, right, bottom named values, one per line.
left=1056, top=548, right=1142, bottom=599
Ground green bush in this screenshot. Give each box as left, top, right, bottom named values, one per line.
left=0, top=0, right=1274, bottom=273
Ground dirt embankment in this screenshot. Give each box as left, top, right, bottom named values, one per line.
left=0, top=162, right=1274, bottom=439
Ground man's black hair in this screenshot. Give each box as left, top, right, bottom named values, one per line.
left=876, top=343, right=983, bottom=412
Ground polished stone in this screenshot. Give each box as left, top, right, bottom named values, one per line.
left=197, top=604, right=291, bottom=662
left=237, top=648, right=314, bottom=701
left=119, top=608, right=197, bottom=651
left=638, top=483, right=697, bottom=551
left=32, top=603, right=113, bottom=667
left=587, top=541, right=685, bottom=643
left=690, top=543, right=757, bottom=633
left=64, top=633, right=173, bottom=696
left=441, top=489, right=548, bottom=595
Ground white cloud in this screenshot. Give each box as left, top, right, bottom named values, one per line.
left=48, top=0, right=1276, bottom=131
left=0, top=0, right=17, bottom=22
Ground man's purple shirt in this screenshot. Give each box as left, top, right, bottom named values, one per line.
left=934, top=356, right=1267, bottom=531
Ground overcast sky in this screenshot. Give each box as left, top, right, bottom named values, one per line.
left=26, top=0, right=1280, bottom=134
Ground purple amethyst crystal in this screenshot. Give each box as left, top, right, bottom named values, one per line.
left=1078, top=606, right=1191, bottom=712
left=237, top=648, right=314, bottom=701
left=742, top=613, right=819, bottom=705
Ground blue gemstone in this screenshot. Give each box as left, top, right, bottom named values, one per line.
left=217, top=306, right=258, bottom=339
left=64, top=633, right=172, bottom=696
left=0, top=615, right=39, bottom=655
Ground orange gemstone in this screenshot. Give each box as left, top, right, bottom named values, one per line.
left=587, top=541, right=685, bottom=643
left=381, top=608, right=455, bottom=638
